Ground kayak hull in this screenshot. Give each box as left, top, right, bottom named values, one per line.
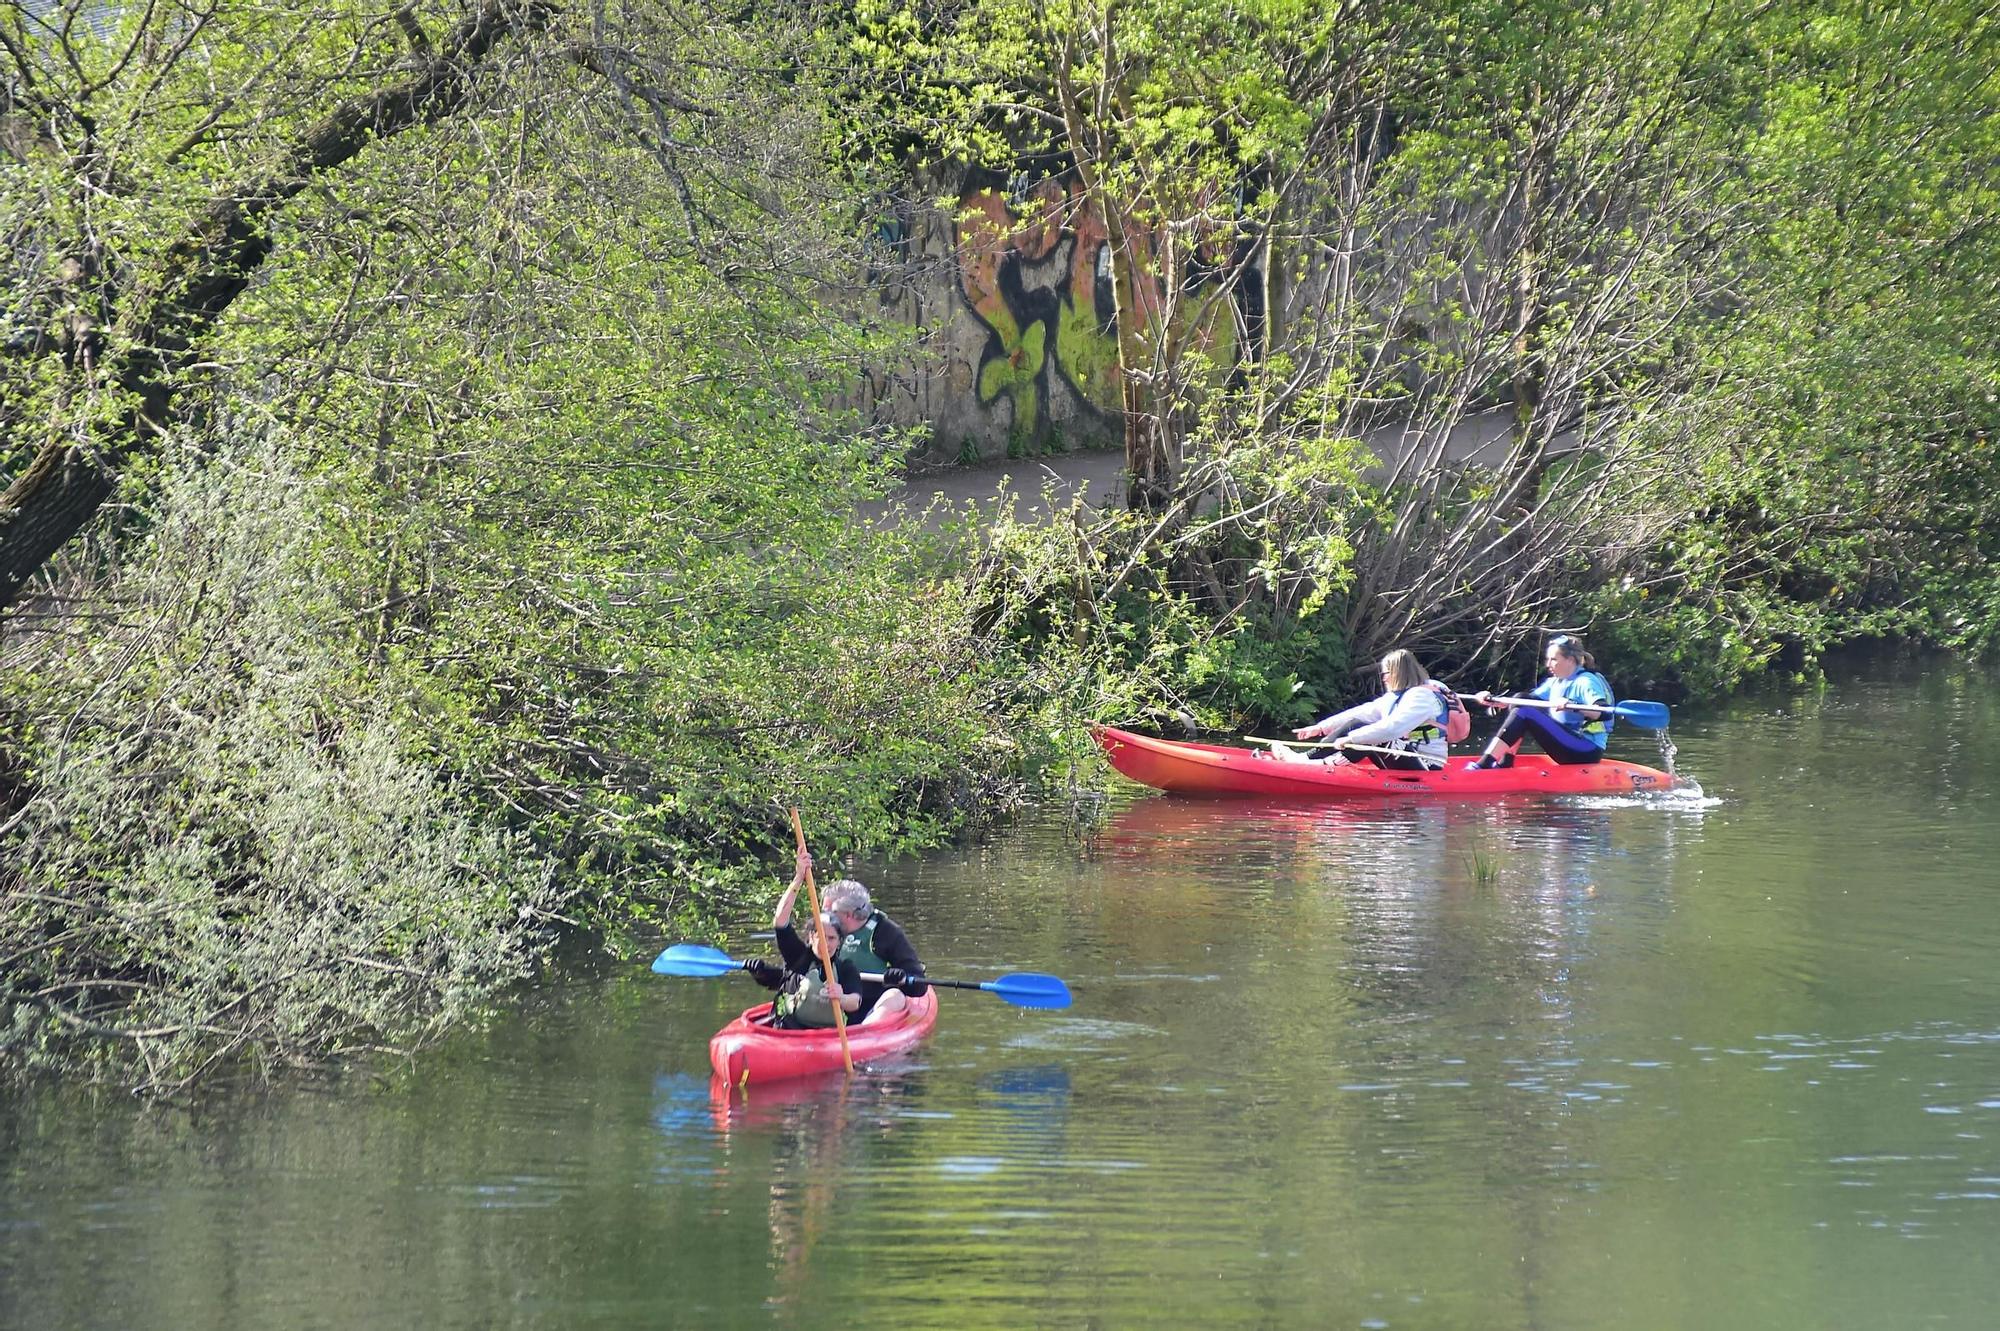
left=709, top=988, right=940, bottom=1086
left=1095, top=725, right=1673, bottom=799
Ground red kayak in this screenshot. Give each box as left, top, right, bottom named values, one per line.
left=1095, top=724, right=1674, bottom=799
left=709, top=989, right=940, bottom=1086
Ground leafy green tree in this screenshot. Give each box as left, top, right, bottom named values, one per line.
left=2, top=436, right=564, bottom=1093
left=869, top=0, right=2000, bottom=697
left=855, top=0, right=1755, bottom=689
left=0, top=0, right=1017, bottom=1087
left=0, top=1, right=581, bottom=606
left=853, top=0, right=1397, bottom=713
left=1589, top=0, right=2000, bottom=686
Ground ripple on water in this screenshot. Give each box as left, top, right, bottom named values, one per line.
left=1104, top=968, right=1224, bottom=983
left=449, top=1177, right=564, bottom=1211
left=935, top=1156, right=1005, bottom=1177
left=1002, top=1017, right=1166, bottom=1052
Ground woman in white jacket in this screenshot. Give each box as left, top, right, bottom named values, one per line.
left=1280, top=649, right=1451, bottom=770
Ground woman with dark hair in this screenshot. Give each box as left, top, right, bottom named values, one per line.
left=1282, top=648, right=1457, bottom=770
left=1468, top=635, right=1616, bottom=769
left=742, top=849, right=864, bottom=1029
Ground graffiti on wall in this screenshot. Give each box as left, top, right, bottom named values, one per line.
left=953, top=173, right=1251, bottom=452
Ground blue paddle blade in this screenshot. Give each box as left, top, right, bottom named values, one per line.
left=1614, top=700, right=1671, bottom=729
left=651, top=943, right=744, bottom=977
left=981, top=972, right=1072, bottom=1009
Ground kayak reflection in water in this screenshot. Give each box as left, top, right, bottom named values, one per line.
left=823, top=877, right=928, bottom=1025
left=1469, top=633, right=1616, bottom=770
left=744, top=849, right=863, bottom=1029
left=1280, top=648, right=1454, bottom=770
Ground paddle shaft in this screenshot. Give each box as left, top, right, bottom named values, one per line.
left=1481, top=694, right=1628, bottom=720
left=860, top=972, right=986, bottom=995
left=859, top=971, right=1071, bottom=1009
left=1246, top=736, right=1445, bottom=768
left=790, top=808, right=852, bottom=1074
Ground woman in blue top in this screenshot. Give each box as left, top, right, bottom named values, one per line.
left=1281, top=648, right=1452, bottom=770
left=1468, top=634, right=1615, bottom=769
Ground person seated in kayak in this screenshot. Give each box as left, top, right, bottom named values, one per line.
left=744, top=849, right=864, bottom=1030
left=1468, top=634, right=1616, bottom=769
left=823, top=877, right=929, bottom=1025
left=1279, top=648, right=1451, bottom=770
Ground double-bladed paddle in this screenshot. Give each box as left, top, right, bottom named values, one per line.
left=859, top=970, right=1073, bottom=1009
left=1477, top=695, right=1671, bottom=729
left=650, top=943, right=1073, bottom=1010
left=653, top=943, right=764, bottom=977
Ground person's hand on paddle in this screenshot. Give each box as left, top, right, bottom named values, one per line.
left=791, top=848, right=813, bottom=885
left=743, top=958, right=783, bottom=988
left=822, top=977, right=862, bottom=1015
left=1472, top=690, right=1503, bottom=711
left=883, top=967, right=929, bottom=997
left=1326, top=737, right=1354, bottom=766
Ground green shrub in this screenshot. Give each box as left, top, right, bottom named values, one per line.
left=3, top=438, right=564, bottom=1091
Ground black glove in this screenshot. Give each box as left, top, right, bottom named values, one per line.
left=743, top=958, right=783, bottom=988
left=883, top=967, right=929, bottom=997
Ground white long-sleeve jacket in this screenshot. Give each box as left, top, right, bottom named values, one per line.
left=1310, top=687, right=1449, bottom=761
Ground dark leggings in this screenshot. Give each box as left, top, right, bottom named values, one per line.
left=1300, top=746, right=1434, bottom=771
left=1358, top=750, right=1436, bottom=771
left=1495, top=708, right=1604, bottom=765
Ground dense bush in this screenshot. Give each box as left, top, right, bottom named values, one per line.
left=1, top=439, right=565, bottom=1091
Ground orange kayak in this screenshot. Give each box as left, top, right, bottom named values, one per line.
left=1095, top=725, right=1673, bottom=799
left=709, top=989, right=940, bottom=1086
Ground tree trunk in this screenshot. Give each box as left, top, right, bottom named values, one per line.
left=1054, top=8, right=1173, bottom=512
left=1121, top=392, right=1171, bottom=510
left=0, top=445, right=117, bottom=600
left=1497, top=81, right=1552, bottom=514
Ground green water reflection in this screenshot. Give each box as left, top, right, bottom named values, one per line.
left=5, top=657, right=2000, bottom=1328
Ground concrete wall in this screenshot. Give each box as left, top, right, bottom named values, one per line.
left=852, top=167, right=1257, bottom=465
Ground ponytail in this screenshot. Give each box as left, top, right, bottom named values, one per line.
left=1548, top=634, right=1596, bottom=672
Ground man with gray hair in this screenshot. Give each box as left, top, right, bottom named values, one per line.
left=822, top=877, right=928, bottom=1024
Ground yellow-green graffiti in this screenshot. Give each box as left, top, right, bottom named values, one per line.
left=953, top=175, right=1253, bottom=449
left=978, top=312, right=1047, bottom=439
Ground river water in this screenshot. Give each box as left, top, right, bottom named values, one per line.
left=5, top=656, right=2000, bottom=1329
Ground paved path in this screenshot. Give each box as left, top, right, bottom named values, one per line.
left=867, top=408, right=1537, bottom=526
left=865, top=449, right=1131, bottom=526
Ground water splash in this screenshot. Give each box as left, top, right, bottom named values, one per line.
left=1646, top=726, right=1720, bottom=803
left=1563, top=775, right=1723, bottom=811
